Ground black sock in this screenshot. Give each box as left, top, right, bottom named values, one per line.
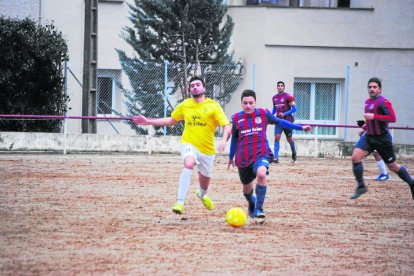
left=396, top=166, right=413, bottom=185
left=353, top=162, right=365, bottom=188
left=243, top=189, right=255, bottom=209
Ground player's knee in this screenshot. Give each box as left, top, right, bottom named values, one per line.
left=183, top=161, right=195, bottom=170
left=351, top=149, right=365, bottom=163
left=387, top=162, right=399, bottom=172
left=351, top=154, right=361, bottom=163
left=256, top=170, right=267, bottom=182
left=183, top=155, right=196, bottom=170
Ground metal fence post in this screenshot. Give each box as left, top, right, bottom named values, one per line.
left=147, top=126, right=153, bottom=155
left=314, top=126, right=318, bottom=157
left=63, top=60, right=68, bottom=154
left=163, top=60, right=168, bottom=136
left=63, top=119, right=68, bottom=154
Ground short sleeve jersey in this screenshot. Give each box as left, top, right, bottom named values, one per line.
left=271, top=92, right=295, bottom=122
left=171, top=97, right=230, bottom=155
left=364, top=95, right=396, bottom=136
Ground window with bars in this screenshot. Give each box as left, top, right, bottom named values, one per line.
left=97, top=68, right=122, bottom=115
left=293, top=80, right=341, bottom=136
left=97, top=77, right=114, bottom=115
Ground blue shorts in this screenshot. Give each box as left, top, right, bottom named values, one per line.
left=237, top=157, right=270, bottom=185
left=355, top=132, right=396, bottom=164
left=274, top=124, right=293, bottom=137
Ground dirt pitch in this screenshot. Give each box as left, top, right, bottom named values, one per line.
left=0, top=153, right=413, bottom=275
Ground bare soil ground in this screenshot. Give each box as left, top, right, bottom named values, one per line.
left=0, top=153, right=413, bottom=275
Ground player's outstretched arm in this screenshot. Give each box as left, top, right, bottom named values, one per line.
left=273, top=116, right=304, bottom=131
left=217, top=124, right=231, bottom=153
left=269, top=111, right=311, bottom=132
left=132, top=115, right=177, bottom=126
left=302, top=125, right=312, bottom=132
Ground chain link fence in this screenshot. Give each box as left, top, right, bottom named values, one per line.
left=1, top=62, right=412, bottom=148
left=95, top=61, right=245, bottom=136
left=90, top=61, right=413, bottom=151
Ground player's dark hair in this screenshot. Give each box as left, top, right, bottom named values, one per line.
left=241, top=89, right=256, bottom=100
left=189, top=76, right=205, bottom=86
left=368, top=77, right=382, bottom=88
left=277, top=81, right=285, bottom=86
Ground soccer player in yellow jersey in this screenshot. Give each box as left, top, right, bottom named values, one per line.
left=133, top=76, right=231, bottom=214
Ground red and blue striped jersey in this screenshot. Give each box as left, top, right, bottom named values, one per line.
left=364, top=96, right=396, bottom=136
left=271, top=92, right=295, bottom=122
left=230, top=108, right=304, bottom=168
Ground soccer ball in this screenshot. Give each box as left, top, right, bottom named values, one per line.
left=226, top=207, right=247, bottom=227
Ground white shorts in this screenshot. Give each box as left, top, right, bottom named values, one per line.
left=180, top=143, right=215, bottom=177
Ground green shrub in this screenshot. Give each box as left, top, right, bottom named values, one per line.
left=0, top=17, right=69, bottom=132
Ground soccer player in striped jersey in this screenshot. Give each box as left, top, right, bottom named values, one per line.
left=227, top=89, right=311, bottom=219
left=271, top=81, right=297, bottom=163
left=350, top=77, right=414, bottom=200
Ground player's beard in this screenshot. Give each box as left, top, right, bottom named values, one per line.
left=190, top=89, right=206, bottom=98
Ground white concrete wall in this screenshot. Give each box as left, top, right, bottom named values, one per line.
left=98, top=0, right=133, bottom=69
left=0, top=132, right=180, bottom=154
left=42, top=0, right=86, bottom=134
left=1, top=132, right=413, bottom=158
left=0, top=0, right=39, bottom=21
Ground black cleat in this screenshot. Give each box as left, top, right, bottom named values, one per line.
left=350, top=186, right=368, bottom=199
left=291, top=153, right=297, bottom=163
left=255, top=208, right=265, bottom=218
left=273, top=158, right=279, bottom=164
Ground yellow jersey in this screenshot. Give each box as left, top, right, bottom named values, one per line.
left=171, top=97, right=229, bottom=154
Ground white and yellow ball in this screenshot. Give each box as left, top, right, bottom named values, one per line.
left=226, top=207, right=247, bottom=227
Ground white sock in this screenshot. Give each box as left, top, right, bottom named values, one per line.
left=177, top=168, right=192, bottom=202
left=197, top=187, right=208, bottom=199
left=377, top=160, right=388, bottom=175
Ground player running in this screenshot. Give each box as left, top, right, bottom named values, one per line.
left=227, top=89, right=312, bottom=219
left=350, top=77, right=414, bottom=200
left=133, top=76, right=231, bottom=214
